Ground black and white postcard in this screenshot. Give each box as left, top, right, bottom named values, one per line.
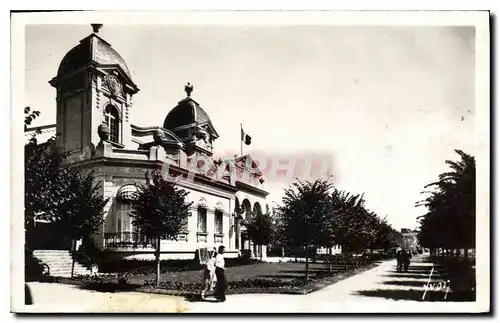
left=10, top=10, right=490, bottom=314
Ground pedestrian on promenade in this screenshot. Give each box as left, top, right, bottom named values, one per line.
left=403, top=250, right=411, bottom=272
left=214, top=245, right=227, bottom=302
left=396, top=248, right=403, bottom=272
left=201, top=247, right=217, bottom=299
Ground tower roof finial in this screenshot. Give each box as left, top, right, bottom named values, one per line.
left=91, top=24, right=103, bottom=34
left=184, top=82, right=194, bottom=97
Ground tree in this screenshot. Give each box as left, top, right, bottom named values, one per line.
left=25, top=107, right=70, bottom=249
left=130, top=170, right=192, bottom=287
left=318, top=186, right=401, bottom=270
left=53, top=169, right=108, bottom=275
left=416, top=150, right=475, bottom=258
left=243, top=211, right=274, bottom=260
left=25, top=106, right=109, bottom=276
left=327, top=189, right=367, bottom=254
left=280, top=178, right=333, bottom=281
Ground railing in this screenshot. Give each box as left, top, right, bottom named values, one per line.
left=103, top=232, right=155, bottom=249
left=104, top=231, right=190, bottom=249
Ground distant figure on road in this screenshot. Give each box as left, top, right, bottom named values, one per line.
left=402, top=249, right=411, bottom=272
left=396, top=248, right=404, bottom=272
left=214, top=245, right=227, bottom=302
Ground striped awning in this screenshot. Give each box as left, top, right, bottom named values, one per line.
left=116, top=184, right=141, bottom=201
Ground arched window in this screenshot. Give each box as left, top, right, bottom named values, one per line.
left=104, top=105, right=120, bottom=143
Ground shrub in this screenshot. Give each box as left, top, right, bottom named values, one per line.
left=25, top=249, right=46, bottom=282
left=100, top=258, right=202, bottom=274
left=73, top=239, right=103, bottom=270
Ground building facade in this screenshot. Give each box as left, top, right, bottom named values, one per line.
left=27, top=25, right=270, bottom=261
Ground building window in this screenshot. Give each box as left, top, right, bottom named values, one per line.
left=117, top=201, right=133, bottom=241
left=197, top=207, right=207, bottom=233
left=215, top=210, right=223, bottom=234
left=104, top=105, right=120, bottom=143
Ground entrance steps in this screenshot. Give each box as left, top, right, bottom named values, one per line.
left=33, top=250, right=91, bottom=277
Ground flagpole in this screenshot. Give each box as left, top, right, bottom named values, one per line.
left=240, top=123, right=243, bottom=156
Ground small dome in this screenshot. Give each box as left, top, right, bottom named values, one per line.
left=57, top=34, right=131, bottom=79
left=163, top=98, right=212, bottom=130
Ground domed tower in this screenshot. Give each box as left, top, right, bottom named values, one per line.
left=49, top=24, right=139, bottom=156
left=163, top=83, right=219, bottom=159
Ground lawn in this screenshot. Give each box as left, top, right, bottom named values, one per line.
left=126, top=262, right=345, bottom=286
left=45, top=258, right=384, bottom=296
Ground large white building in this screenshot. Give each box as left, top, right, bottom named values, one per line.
left=27, top=24, right=270, bottom=263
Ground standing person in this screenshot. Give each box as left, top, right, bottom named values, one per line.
left=214, top=245, right=227, bottom=302
left=403, top=250, right=411, bottom=272
left=201, top=247, right=217, bottom=299
left=396, top=248, right=403, bottom=272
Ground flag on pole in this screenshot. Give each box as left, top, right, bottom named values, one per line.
left=241, top=127, right=252, bottom=145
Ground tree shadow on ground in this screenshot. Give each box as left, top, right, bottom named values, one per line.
left=354, top=288, right=475, bottom=302
left=257, top=274, right=310, bottom=280
left=387, top=269, right=434, bottom=275
left=405, top=265, right=435, bottom=270
left=383, top=273, right=436, bottom=280
left=75, top=282, right=142, bottom=293
left=382, top=280, right=429, bottom=287
left=277, top=269, right=339, bottom=275
left=184, top=294, right=221, bottom=303
left=353, top=288, right=448, bottom=302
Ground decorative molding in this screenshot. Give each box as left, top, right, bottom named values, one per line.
left=125, top=102, right=130, bottom=122
left=197, top=232, right=208, bottom=243
left=104, top=74, right=123, bottom=97
left=96, top=89, right=101, bottom=109
left=177, top=233, right=188, bottom=242
left=214, top=202, right=225, bottom=212
left=214, top=234, right=224, bottom=244
left=176, top=178, right=236, bottom=198
left=197, top=197, right=208, bottom=209
left=189, top=206, right=229, bottom=215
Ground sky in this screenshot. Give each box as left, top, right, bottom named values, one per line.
left=24, top=24, right=476, bottom=231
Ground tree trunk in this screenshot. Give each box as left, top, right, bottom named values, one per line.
left=464, top=248, right=468, bottom=259
left=328, top=246, right=332, bottom=273
left=155, top=237, right=161, bottom=288
left=259, top=245, right=263, bottom=261
left=305, top=247, right=309, bottom=282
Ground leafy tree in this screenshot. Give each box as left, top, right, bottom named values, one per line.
left=25, top=107, right=70, bottom=248
left=279, top=178, right=333, bottom=281
left=327, top=189, right=366, bottom=253
left=25, top=106, right=108, bottom=276
left=130, top=170, right=192, bottom=287
left=53, top=169, right=108, bottom=274
left=416, top=149, right=475, bottom=258
left=243, top=211, right=275, bottom=260
left=53, top=170, right=107, bottom=240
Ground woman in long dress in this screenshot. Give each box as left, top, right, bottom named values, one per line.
left=214, top=245, right=227, bottom=302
